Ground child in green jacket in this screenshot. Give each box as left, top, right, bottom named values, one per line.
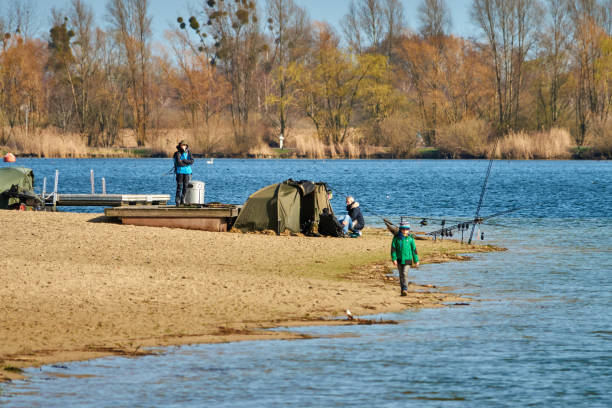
left=391, top=221, right=420, bottom=296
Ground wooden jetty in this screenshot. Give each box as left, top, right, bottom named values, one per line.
left=53, top=194, right=170, bottom=207
left=40, top=169, right=171, bottom=208
left=104, top=204, right=241, bottom=232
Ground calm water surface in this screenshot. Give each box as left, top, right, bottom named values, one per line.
left=0, top=159, right=610, bottom=407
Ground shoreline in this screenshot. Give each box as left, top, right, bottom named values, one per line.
left=0, top=211, right=501, bottom=382
left=4, top=151, right=608, bottom=160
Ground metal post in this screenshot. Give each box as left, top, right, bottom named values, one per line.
left=21, top=104, right=29, bottom=141
left=90, top=169, right=95, bottom=194
left=101, top=177, right=106, bottom=195
left=53, top=170, right=59, bottom=208
left=25, top=107, right=28, bottom=141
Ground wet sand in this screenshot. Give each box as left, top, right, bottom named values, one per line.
left=0, top=211, right=498, bottom=381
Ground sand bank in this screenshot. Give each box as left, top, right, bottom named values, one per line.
left=0, top=211, right=498, bottom=381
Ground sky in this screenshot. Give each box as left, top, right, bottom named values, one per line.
left=14, top=0, right=480, bottom=43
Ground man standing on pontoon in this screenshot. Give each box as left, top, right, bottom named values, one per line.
left=173, top=140, right=194, bottom=206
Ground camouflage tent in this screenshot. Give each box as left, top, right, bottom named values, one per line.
left=0, top=166, right=40, bottom=209
left=233, top=180, right=335, bottom=234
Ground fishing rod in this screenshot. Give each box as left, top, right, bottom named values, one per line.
left=405, top=215, right=476, bottom=225
left=427, top=206, right=522, bottom=240
left=327, top=184, right=390, bottom=223
left=329, top=185, right=473, bottom=234
left=468, top=138, right=499, bottom=244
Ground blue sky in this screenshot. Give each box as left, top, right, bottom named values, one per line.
left=27, top=0, right=479, bottom=43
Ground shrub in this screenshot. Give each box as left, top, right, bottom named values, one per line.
left=377, top=114, right=419, bottom=157
left=435, top=119, right=491, bottom=158
left=586, top=118, right=612, bottom=158
left=497, top=128, right=572, bottom=159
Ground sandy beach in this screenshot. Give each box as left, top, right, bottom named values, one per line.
left=0, top=211, right=498, bottom=381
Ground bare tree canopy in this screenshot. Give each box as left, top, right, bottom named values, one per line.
left=342, top=0, right=406, bottom=55
left=471, top=0, right=541, bottom=133
left=418, top=0, right=451, bottom=38
left=106, top=0, right=152, bottom=146
left=0, top=0, right=611, bottom=158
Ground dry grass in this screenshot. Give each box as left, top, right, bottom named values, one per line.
left=0, top=122, right=604, bottom=160
left=1, top=127, right=89, bottom=157
left=495, top=128, right=573, bottom=159
left=290, top=128, right=388, bottom=158
left=292, top=130, right=327, bottom=158
left=436, top=119, right=491, bottom=158
left=248, top=142, right=275, bottom=157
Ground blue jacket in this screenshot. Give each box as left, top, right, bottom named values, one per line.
left=174, top=150, right=193, bottom=175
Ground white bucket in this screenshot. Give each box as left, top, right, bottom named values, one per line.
left=185, top=180, right=205, bottom=205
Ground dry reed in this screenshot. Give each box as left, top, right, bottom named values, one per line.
left=3, top=127, right=89, bottom=158
left=247, top=143, right=275, bottom=157
left=292, top=130, right=327, bottom=158
left=495, top=128, right=573, bottom=159
left=0, top=123, right=596, bottom=160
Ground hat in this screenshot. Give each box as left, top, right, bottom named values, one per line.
left=399, top=221, right=411, bottom=230
left=176, top=140, right=189, bottom=149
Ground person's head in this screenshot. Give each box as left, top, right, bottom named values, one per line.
left=346, top=196, right=354, bottom=205
left=177, top=140, right=189, bottom=151
left=399, top=222, right=411, bottom=235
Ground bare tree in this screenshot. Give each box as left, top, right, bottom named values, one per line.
left=47, top=0, right=101, bottom=143
left=471, top=0, right=541, bottom=133
left=567, top=0, right=611, bottom=145
left=342, top=0, right=406, bottom=55
left=106, top=0, right=151, bottom=146
left=360, top=0, right=385, bottom=49
left=265, top=0, right=311, bottom=144
left=342, top=1, right=364, bottom=53
left=341, top=0, right=384, bottom=52
left=69, top=0, right=100, bottom=142
left=7, top=0, right=40, bottom=40
left=381, top=0, right=406, bottom=57
left=0, top=4, right=7, bottom=44
left=180, top=0, right=265, bottom=150
left=164, top=28, right=230, bottom=154
left=418, top=0, right=452, bottom=39
left=536, top=0, right=572, bottom=127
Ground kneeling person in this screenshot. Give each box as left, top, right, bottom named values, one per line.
left=346, top=196, right=365, bottom=237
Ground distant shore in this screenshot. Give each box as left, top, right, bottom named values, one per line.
left=0, top=211, right=500, bottom=382
left=4, top=147, right=608, bottom=160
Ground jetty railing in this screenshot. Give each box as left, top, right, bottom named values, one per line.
left=42, top=169, right=170, bottom=208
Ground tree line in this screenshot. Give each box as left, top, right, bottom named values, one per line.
left=1, top=0, right=611, bottom=158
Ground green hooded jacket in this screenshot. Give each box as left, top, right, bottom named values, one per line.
left=390, top=233, right=419, bottom=265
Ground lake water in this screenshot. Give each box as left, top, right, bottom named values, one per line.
left=1, top=159, right=611, bottom=407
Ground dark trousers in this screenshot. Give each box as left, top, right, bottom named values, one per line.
left=398, top=262, right=411, bottom=291
left=175, top=173, right=191, bottom=204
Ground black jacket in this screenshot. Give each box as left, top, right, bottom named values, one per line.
left=347, top=202, right=365, bottom=231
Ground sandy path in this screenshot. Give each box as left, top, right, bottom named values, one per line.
left=0, top=211, right=496, bottom=381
